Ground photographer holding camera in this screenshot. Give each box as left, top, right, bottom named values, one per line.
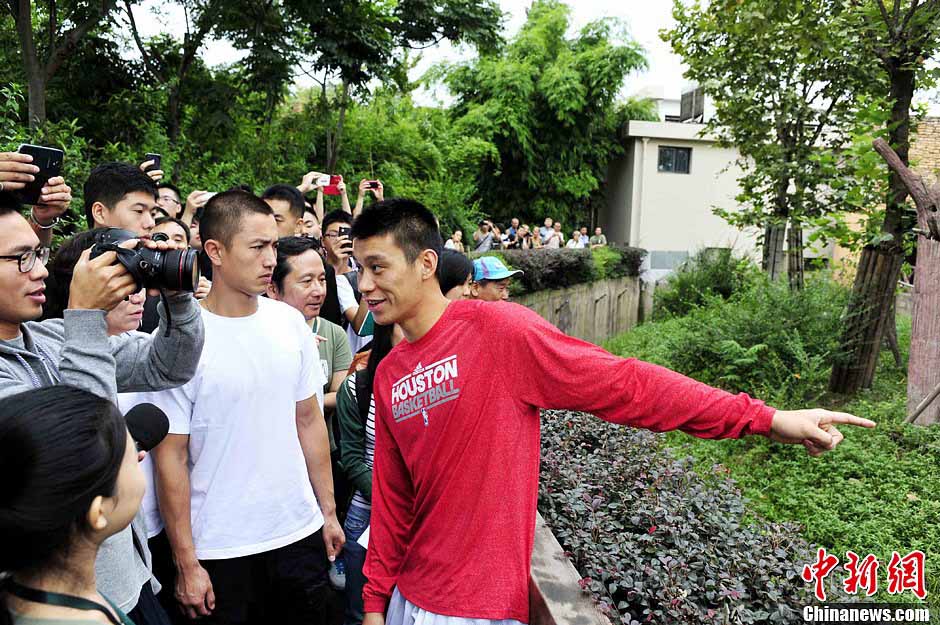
left=0, top=190, right=205, bottom=625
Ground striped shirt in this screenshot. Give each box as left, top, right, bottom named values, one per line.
left=345, top=372, right=376, bottom=509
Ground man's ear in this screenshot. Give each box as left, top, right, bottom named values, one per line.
left=91, top=202, right=110, bottom=228
left=266, top=283, right=279, bottom=299
left=418, top=249, right=439, bottom=281
left=293, top=217, right=303, bottom=236
left=469, top=282, right=481, bottom=298
left=203, top=239, right=224, bottom=267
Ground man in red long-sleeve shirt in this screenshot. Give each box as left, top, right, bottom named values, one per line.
left=350, top=199, right=875, bottom=625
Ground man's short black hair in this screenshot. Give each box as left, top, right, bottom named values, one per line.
left=0, top=191, right=22, bottom=219
left=322, top=209, right=352, bottom=233
left=199, top=190, right=274, bottom=248
left=260, top=184, right=305, bottom=219
left=351, top=198, right=442, bottom=264
left=156, top=182, right=182, bottom=199
left=83, top=162, right=157, bottom=228
left=272, top=236, right=322, bottom=291
left=154, top=216, right=191, bottom=243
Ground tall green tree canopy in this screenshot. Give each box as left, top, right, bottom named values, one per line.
left=440, top=0, right=655, bottom=226
left=664, top=0, right=879, bottom=286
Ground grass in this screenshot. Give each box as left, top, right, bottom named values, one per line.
left=605, top=316, right=940, bottom=604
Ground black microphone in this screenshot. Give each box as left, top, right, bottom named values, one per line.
left=125, top=403, right=170, bottom=452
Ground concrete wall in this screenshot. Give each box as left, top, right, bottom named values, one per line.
left=512, top=276, right=642, bottom=344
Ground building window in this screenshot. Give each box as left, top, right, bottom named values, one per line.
left=657, top=146, right=692, bottom=174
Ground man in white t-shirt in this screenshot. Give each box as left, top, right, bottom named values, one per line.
left=144, top=191, right=344, bottom=624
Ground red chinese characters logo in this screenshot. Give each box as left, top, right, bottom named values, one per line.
left=802, top=549, right=927, bottom=601
left=886, top=550, right=926, bottom=600
left=802, top=548, right=840, bottom=601
left=843, top=551, right=879, bottom=597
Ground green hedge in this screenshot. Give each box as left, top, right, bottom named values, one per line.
left=469, top=245, right=645, bottom=295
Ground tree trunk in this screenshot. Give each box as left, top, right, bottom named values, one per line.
left=327, top=80, right=350, bottom=173
left=787, top=221, right=804, bottom=291
left=828, top=243, right=903, bottom=393
left=881, top=63, right=914, bottom=237
left=829, top=62, right=913, bottom=394
left=167, top=88, right=182, bottom=142
left=883, top=297, right=902, bottom=368
left=762, top=222, right=787, bottom=280
left=907, top=232, right=940, bottom=425
left=14, top=0, right=46, bottom=129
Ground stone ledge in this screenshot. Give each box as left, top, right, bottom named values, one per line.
left=529, top=512, right=612, bottom=625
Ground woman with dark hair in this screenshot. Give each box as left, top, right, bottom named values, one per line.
left=437, top=249, right=473, bottom=301
left=0, top=385, right=146, bottom=625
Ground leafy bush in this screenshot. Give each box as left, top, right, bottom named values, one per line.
left=609, top=274, right=849, bottom=408
left=540, top=410, right=813, bottom=624
left=593, top=244, right=645, bottom=280
left=654, top=248, right=761, bottom=320
left=471, top=246, right=645, bottom=295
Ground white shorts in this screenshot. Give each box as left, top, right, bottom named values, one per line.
left=386, top=587, right=526, bottom=625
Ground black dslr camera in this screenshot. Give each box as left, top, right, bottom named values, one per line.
left=90, top=228, right=200, bottom=292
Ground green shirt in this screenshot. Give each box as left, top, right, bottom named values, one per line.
left=589, top=234, right=607, bottom=245
left=314, top=317, right=353, bottom=450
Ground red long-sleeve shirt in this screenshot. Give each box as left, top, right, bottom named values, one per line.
left=362, top=300, right=775, bottom=621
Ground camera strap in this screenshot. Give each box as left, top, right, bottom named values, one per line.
left=4, top=580, right=124, bottom=625
left=159, top=288, right=172, bottom=338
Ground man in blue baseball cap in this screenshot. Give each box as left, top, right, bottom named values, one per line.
left=470, top=256, right=523, bottom=302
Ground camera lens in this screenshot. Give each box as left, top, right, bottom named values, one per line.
left=157, top=248, right=200, bottom=291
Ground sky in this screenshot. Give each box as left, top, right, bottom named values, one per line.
left=131, top=0, right=938, bottom=113
left=131, top=0, right=689, bottom=103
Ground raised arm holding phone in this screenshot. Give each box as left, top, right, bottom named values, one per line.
left=0, top=148, right=73, bottom=247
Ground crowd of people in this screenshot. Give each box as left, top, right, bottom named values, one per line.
left=445, top=217, right=608, bottom=253
left=0, top=148, right=875, bottom=625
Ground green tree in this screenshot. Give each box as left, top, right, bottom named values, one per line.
left=665, top=0, right=878, bottom=290
left=828, top=0, right=940, bottom=394
left=440, top=0, right=655, bottom=227
left=283, top=0, right=503, bottom=171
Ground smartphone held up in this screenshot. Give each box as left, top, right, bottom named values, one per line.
left=14, top=144, right=64, bottom=205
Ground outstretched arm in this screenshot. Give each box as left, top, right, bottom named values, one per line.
left=503, top=303, right=874, bottom=453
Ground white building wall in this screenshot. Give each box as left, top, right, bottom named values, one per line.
left=631, top=135, right=760, bottom=265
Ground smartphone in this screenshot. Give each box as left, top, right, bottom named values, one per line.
left=337, top=225, right=353, bottom=252
left=368, top=181, right=379, bottom=190
left=323, top=175, right=343, bottom=196
left=143, top=153, right=161, bottom=172
left=15, top=144, right=64, bottom=205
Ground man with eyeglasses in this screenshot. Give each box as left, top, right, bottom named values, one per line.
left=157, top=183, right=184, bottom=219
left=0, top=190, right=205, bottom=625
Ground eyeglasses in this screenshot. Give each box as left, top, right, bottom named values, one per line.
left=0, top=246, right=51, bottom=273
left=158, top=195, right=182, bottom=206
